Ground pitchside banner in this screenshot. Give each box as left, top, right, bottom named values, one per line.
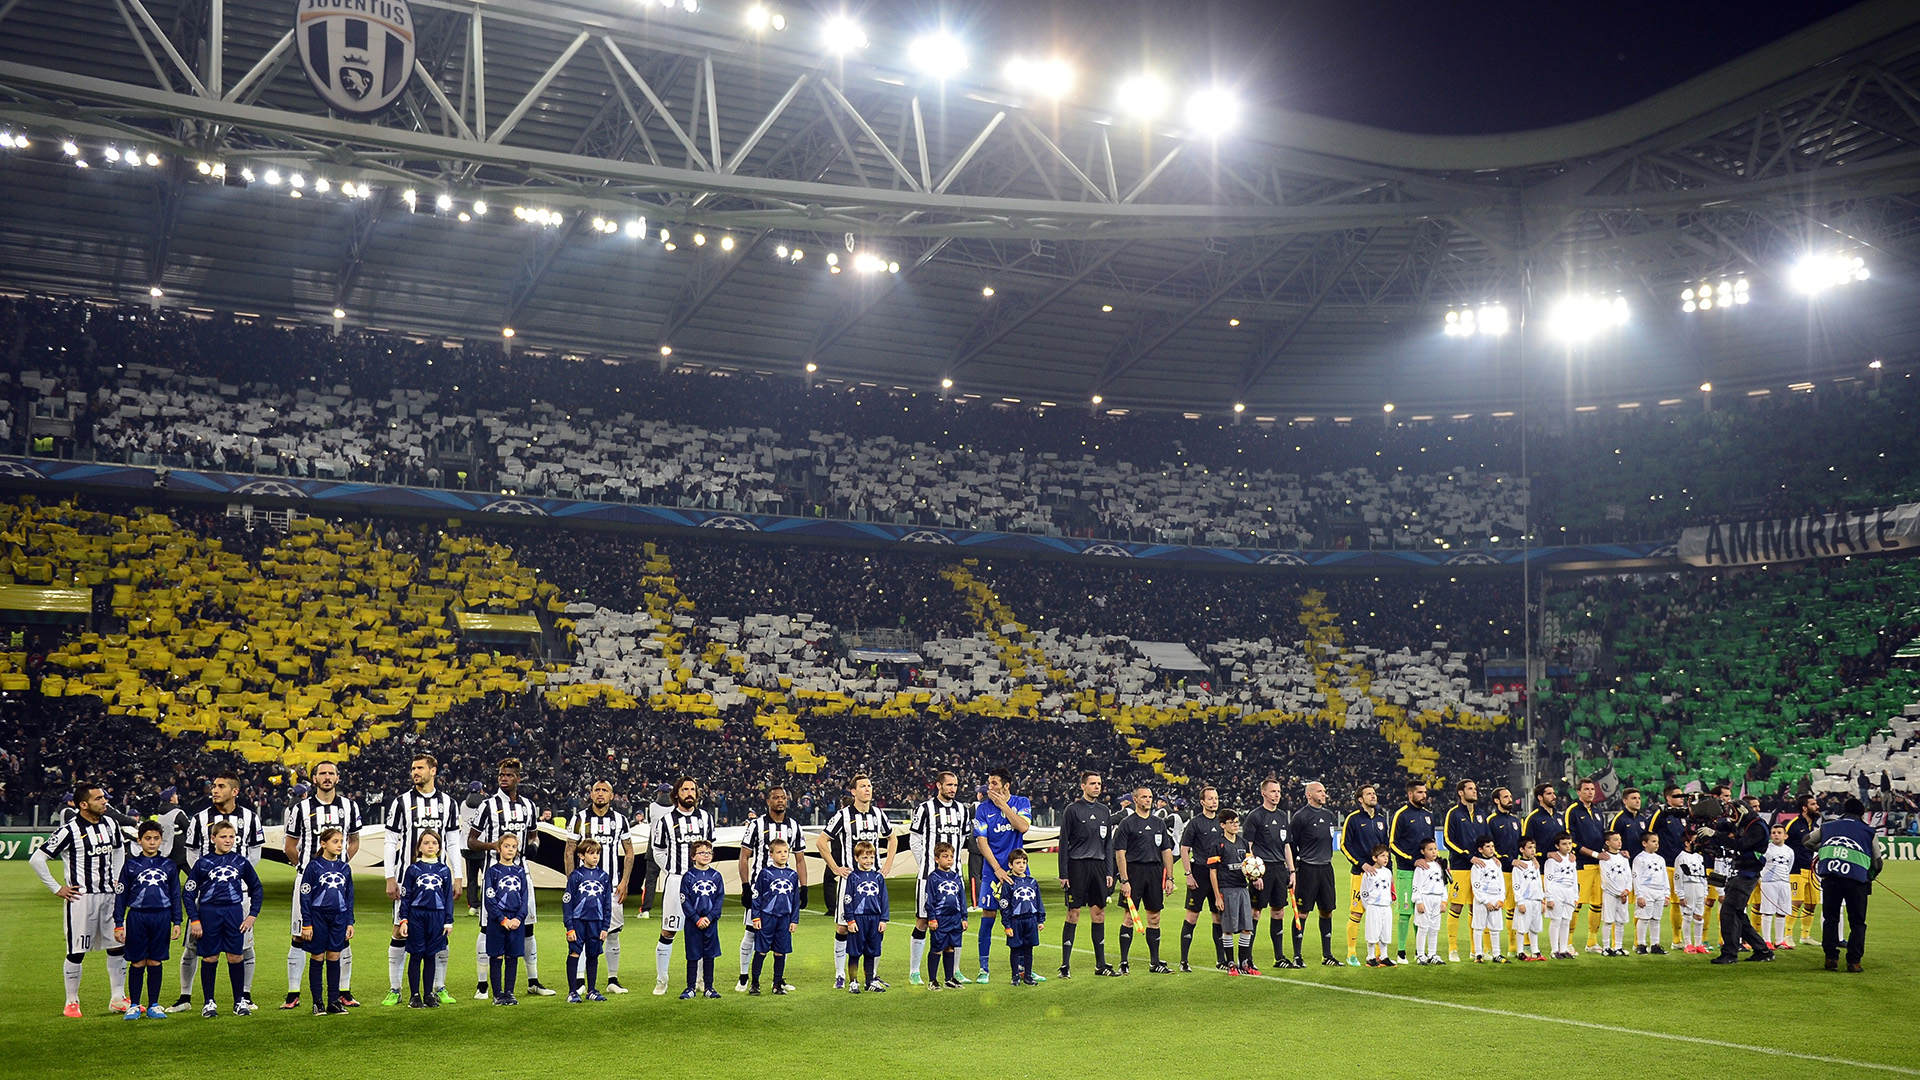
left=1678, top=503, right=1920, bottom=567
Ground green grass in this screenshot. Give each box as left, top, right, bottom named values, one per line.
left=3, top=862, right=1918, bottom=1078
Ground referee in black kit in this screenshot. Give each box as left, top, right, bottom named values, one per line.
left=1057, top=771, right=1117, bottom=978
left=1114, top=785, right=1175, bottom=973
left=1289, top=780, right=1344, bottom=966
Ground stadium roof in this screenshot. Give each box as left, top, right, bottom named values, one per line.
left=2, top=0, right=1920, bottom=414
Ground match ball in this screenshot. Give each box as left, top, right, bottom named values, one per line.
left=1241, top=855, right=1267, bottom=880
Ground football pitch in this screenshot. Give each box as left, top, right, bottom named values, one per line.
left=3, top=862, right=1917, bottom=1079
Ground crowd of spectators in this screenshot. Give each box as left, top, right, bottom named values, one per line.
left=32, top=293, right=1920, bottom=552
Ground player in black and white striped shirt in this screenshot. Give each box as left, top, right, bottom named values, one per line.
left=179, top=772, right=265, bottom=1008
left=733, top=783, right=808, bottom=992
left=30, top=782, right=129, bottom=1016
left=280, top=762, right=362, bottom=1009
left=816, top=773, right=896, bottom=989
left=468, top=758, right=555, bottom=997
left=649, top=776, right=714, bottom=995
left=568, top=780, right=635, bottom=992
left=382, top=753, right=464, bottom=1005
left=908, top=770, right=970, bottom=985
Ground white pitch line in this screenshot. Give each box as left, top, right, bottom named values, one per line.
left=1029, top=941, right=1916, bottom=1076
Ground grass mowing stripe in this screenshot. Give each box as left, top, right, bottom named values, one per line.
left=1035, top=938, right=1920, bottom=1077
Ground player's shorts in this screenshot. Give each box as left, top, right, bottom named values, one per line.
left=1249, top=869, right=1288, bottom=911
left=484, top=920, right=526, bottom=958
left=1446, top=866, right=1473, bottom=907
left=305, top=909, right=350, bottom=954
left=974, top=873, right=1001, bottom=912
left=931, top=916, right=965, bottom=953
left=1065, top=858, right=1110, bottom=908
left=1412, top=903, right=1442, bottom=930
left=197, top=904, right=247, bottom=956
left=1393, top=869, right=1415, bottom=916
left=661, top=872, right=686, bottom=933
left=404, top=912, right=449, bottom=956
left=123, top=909, right=175, bottom=963
left=752, top=921, right=793, bottom=954
left=683, top=921, right=720, bottom=961
left=1471, top=900, right=1504, bottom=932
left=291, top=880, right=305, bottom=937
left=1004, top=915, right=1040, bottom=948
left=64, top=892, right=117, bottom=955
left=1792, top=869, right=1821, bottom=908
left=573, top=921, right=608, bottom=959
left=1183, top=879, right=1220, bottom=914
left=1363, top=903, right=1391, bottom=945
left=1677, top=885, right=1707, bottom=918
left=1124, top=862, right=1166, bottom=912
left=1219, top=887, right=1254, bottom=934
left=1293, top=863, right=1337, bottom=914
left=1602, top=893, right=1630, bottom=924
left=1760, top=880, right=1792, bottom=917
left=1511, top=899, right=1543, bottom=935
left=1577, top=865, right=1602, bottom=908
left=845, top=915, right=884, bottom=958
left=1545, top=887, right=1578, bottom=921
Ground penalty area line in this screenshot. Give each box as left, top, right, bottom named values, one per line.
left=1029, top=941, right=1914, bottom=1075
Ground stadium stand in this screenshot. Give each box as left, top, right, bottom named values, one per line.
left=1548, top=556, right=1920, bottom=791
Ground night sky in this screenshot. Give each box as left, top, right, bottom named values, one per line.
left=892, top=0, right=1866, bottom=134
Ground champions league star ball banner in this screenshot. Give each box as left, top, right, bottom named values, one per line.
left=1677, top=502, right=1920, bottom=567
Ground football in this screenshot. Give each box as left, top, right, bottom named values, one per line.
left=1241, top=855, right=1267, bottom=880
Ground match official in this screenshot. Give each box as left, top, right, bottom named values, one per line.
left=1057, top=771, right=1116, bottom=978
left=1113, top=785, right=1174, bottom=973
left=1289, top=781, right=1342, bottom=967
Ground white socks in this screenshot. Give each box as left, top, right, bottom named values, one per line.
left=435, top=948, right=448, bottom=991
left=107, top=953, right=127, bottom=1003
left=834, top=937, right=848, bottom=978
left=655, top=940, right=673, bottom=985
left=740, top=929, right=755, bottom=977
left=605, top=933, right=619, bottom=978
left=290, top=945, right=306, bottom=993
left=341, top=946, right=353, bottom=991
left=524, top=935, right=539, bottom=981
left=909, top=933, right=927, bottom=976
left=64, top=959, right=83, bottom=1004
left=389, top=944, right=405, bottom=991
left=241, top=947, right=255, bottom=995
left=476, top=930, right=490, bottom=984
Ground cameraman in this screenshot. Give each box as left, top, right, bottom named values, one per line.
left=1698, top=798, right=1774, bottom=964
left=1806, top=797, right=1881, bottom=972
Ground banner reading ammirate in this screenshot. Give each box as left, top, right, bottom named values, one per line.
left=1677, top=503, right=1920, bottom=567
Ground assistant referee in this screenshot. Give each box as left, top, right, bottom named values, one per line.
left=1289, top=781, right=1342, bottom=967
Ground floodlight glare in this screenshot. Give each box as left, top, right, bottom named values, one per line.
left=1185, top=88, right=1241, bottom=137
left=720, top=235, right=735, bottom=251
left=804, top=362, right=818, bottom=373
left=908, top=32, right=968, bottom=79
left=332, top=308, right=346, bottom=320
left=745, top=5, right=785, bottom=31
left=1700, top=382, right=1712, bottom=393
left=822, top=15, right=868, bottom=54
left=941, top=377, right=954, bottom=389
left=1790, top=253, right=1869, bottom=294
left=149, top=286, right=163, bottom=298
left=1005, top=57, right=1074, bottom=98
left=1116, top=74, right=1170, bottom=118
left=1549, top=294, right=1630, bottom=342
left=1442, top=304, right=1509, bottom=337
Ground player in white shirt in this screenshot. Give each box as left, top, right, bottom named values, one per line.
left=1673, top=837, right=1709, bottom=953
left=816, top=773, right=896, bottom=988
left=1510, top=838, right=1546, bottom=960
left=1542, top=834, right=1580, bottom=959
left=1469, top=837, right=1508, bottom=962
left=1408, top=839, right=1447, bottom=965
left=469, top=758, right=551, bottom=997
left=908, top=770, right=969, bottom=985
left=281, top=763, right=362, bottom=1008
left=382, top=753, right=465, bottom=1005
left=1760, top=823, right=1795, bottom=949
left=649, top=777, right=714, bottom=995
left=735, top=783, right=806, bottom=992
left=1630, top=832, right=1671, bottom=954
left=30, top=782, right=129, bottom=1016
left=180, top=771, right=266, bottom=1007
left=568, top=781, right=636, bottom=991
left=1597, top=832, right=1634, bottom=956
left=1359, top=847, right=1395, bottom=966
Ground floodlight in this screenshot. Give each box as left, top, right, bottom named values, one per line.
left=149, top=286, right=163, bottom=298
left=264, top=168, right=282, bottom=185
left=1233, top=403, right=1245, bottom=413
left=720, top=235, right=735, bottom=251
left=332, top=308, right=346, bottom=320
left=1091, top=394, right=1103, bottom=405
left=1116, top=75, right=1169, bottom=118
left=61, top=140, right=79, bottom=156
left=1699, top=382, right=1712, bottom=393
left=626, top=218, right=644, bottom=237
left=473, top=200, right=488, bottom=216
left=982, top=286, right=995, bottom=297
left=941, top=377, right=954, bottom=388
left=908, top=32, right=967, bottom=79
left=822, top=15, right=867, bottom=54
left=1005, top=57, right=1074, bottom=97
left=1790, top=253, right=1869, bottom=295
left=1383, top=403, right=1394, bottom=413
left=501, top=327, right=515, bottom=339
left=659, top=345, right=673, bottom=356
left=805, top=362, right=818, bottom=373
left=1185, top=88, right=1241, bottom=136
left=1549, top=295, right=1629, bottom=342
left=745, top=5, right=786, bottom=32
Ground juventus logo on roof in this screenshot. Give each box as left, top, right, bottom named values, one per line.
left=296, top=0, right=415, bottom=116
